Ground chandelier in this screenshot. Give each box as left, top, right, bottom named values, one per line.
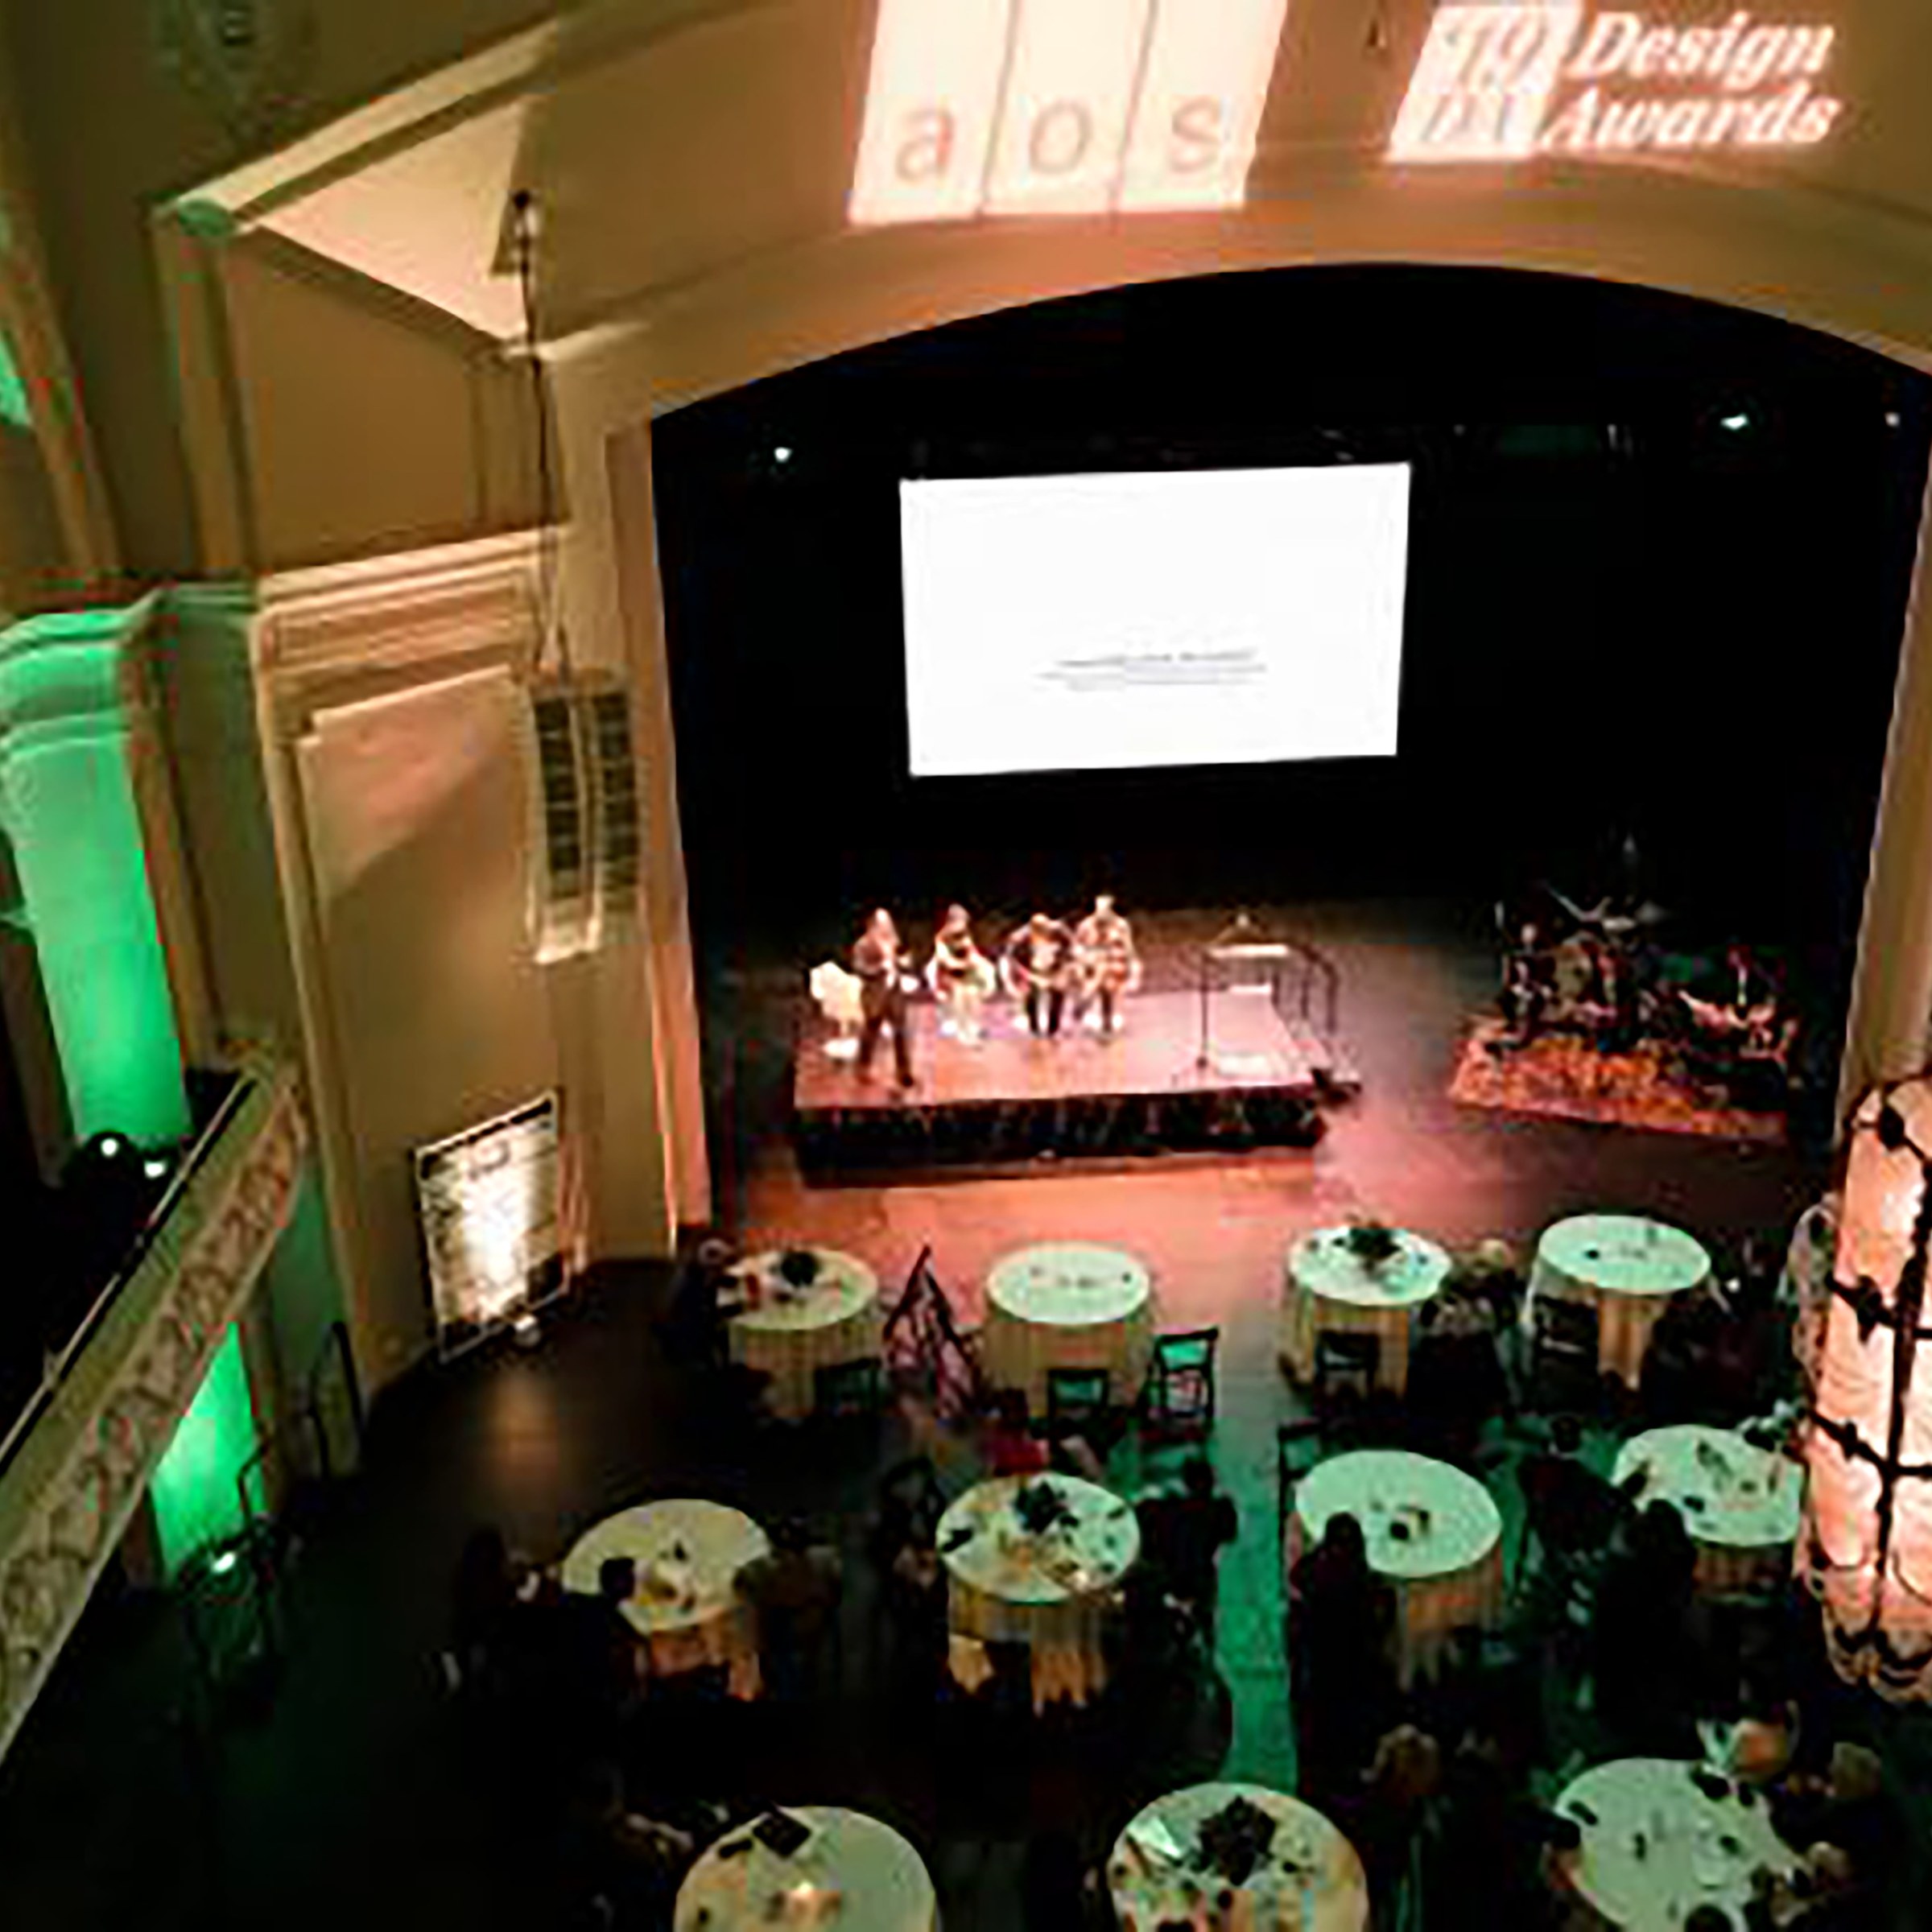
left=1800, top=1075, right=1932, bottom=1699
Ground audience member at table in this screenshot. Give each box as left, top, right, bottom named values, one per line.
left=1158, top=1458, right=1239, bottom=1641
left=735, top=1518, right=844, bottom=1702
left=1020, top=1830, right=1108, bottom=1932
left=1426, top=1721, right=1566, bottom=1930
left=1290, top=1511, right=1397, bottom=1796
left=1409, top=1287, right=1508, bottom=1464
left=559, top=1756, right=697, bottom=1930
left=1745, top=1843, right=1880, bottom=1932
left=557, top=1556, right=646, bottom=1748
left=1344, top=1719, right=1443, bottom=1918
left=449, top=1523, right=525, bottom=1695
left=1720, top=1670, right=1802, bottom=1786
left=1768, top=1742, right=1898, bottom=1896
left=982, top=1389, right=1051, bottom=1478
left=1589, top=1501, right=1699, bottom=1752
left=660, top=1232, right=740, bottom=1368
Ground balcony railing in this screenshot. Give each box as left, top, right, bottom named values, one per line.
left=0, top=1048, right=307, bottom=1762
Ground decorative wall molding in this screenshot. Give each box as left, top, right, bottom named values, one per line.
left=0, top=1049, right=307, bottom=1764
left=253, top=529, right=543, bottom=737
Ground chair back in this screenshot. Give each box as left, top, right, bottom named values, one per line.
left=1045, top=1367, right=1110, bottom=1439
left=1532, top=1294, right=1600, bottom=1356
left=1314, top=1328, right=1381, bottom=1406
left=883, top=1247, right=985, bottom=1419
left=1142, top=1327, right=1220, bottom=1439
left=814, top=1356, right=884, bottom=1420
left=1277, top=1418, right=1324, bottom=1538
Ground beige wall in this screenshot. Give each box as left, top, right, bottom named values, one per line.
left=0, top=0, right=567, bottom=577
left=296, top=666, right=561, bottom=1378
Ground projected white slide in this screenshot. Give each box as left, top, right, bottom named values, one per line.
left=901, top=464, right=1410, bottom=778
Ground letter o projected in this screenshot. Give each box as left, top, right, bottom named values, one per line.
left=1029, top=99, right=1094, bottom=174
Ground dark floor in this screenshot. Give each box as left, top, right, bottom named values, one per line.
left=7, top=895, right=1923, bottom=1931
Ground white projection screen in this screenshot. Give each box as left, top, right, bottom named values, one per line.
left=900, top=464, right=1411, bottom=778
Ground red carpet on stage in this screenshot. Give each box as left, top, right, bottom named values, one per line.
left=1447, top=1016, right=1786, bottom=1144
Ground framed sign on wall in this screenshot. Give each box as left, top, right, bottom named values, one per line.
left=413, top=1092, right=573, bottom=1360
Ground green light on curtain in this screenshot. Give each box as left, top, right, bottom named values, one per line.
left=0, top=607, right=190, bottom=1145
left=0, top=336, right=28, bottom=431
left=151, top=1324, right=259, bottom=1577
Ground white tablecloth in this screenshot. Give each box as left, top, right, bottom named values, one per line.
left=675, top=1806, right=937, bottom=1932
left=1108, top=1782, right=1370, bottom=1932
left=564, top=1498, right=768, bottom=1699
left=980, top=1242, right=1154, bottom=1411
left=1282, top=1227, right=1452, bottom=1396
left=729, top=1249, right=882, bottom=1421
left=938, top=1473, right=1139, bottom=1709
left=1554, top=1757, right=1797, bottom=1931
left=1614, top=1425, right=1803, bottom=1597
left=1531, top=1215, right=1711, bottom=1388
left=1290, top=1449, right=1505, bottom=1686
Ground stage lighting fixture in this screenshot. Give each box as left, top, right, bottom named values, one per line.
left=1887, top=411, right=1904, bottom=429
left=774, top=444, right=794, bottom=465
left=1721, top=411, right=1751, bottom=431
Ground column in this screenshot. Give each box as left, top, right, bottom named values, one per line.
left=0, top=601, right=191, bottom=1146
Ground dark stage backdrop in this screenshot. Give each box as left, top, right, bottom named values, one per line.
left=653, top=265, right=1930, bottom=1018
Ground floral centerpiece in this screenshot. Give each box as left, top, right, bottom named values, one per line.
left=1341, top=1218, right=1402, bottom=1269
left=1194, top=1795, right=1278, bottom=1887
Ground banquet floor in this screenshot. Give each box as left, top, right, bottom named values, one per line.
left=1, top=895, right=1904, bottom=1930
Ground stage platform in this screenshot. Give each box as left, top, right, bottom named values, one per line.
left=791, top=989, right=1357, bottom=1175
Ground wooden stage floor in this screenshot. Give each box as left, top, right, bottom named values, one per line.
left=793, top=989, right=1319, bottom=1113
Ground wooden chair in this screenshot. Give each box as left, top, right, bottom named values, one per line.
left=813, top=1356, right=885, bottom=1420
left=1313, top=1329, right=1381, bottom=1413
left=1277, top=1418, right=1325, bottom=1546
left=1527, top=1294, right=1600, bottom=1411
left=1140, top=1327, right=1219, bottom=1440
left=1044, top=1367, right=1111, bottom=1443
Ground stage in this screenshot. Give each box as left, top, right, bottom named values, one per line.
left=791, top=988, right=1358, bottom=1175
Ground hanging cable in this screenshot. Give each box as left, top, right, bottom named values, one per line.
left=511, top=188, right=571, bottom=680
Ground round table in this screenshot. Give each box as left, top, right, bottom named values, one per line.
left=674, top=1806, right=937, bottom=1932
left=1290, top=1449, right=1505, bottom=1686
left=1108, top=1782, right=1369, bottom=1932
left=1531, top=1215, right=1711, bottom=1388
left=980, top=1242, right=1154, bottom=1412
left=564, top=1498, right=768, bottom=1699
left=728, top=1248, right=882, bottom=1421
left=1282, top=1227, right=1452, bottom=1396
left=1614, top=1424, right=1803, bottom=1597
left=937, top=1472, right=1140, bottom=1709
left=1554, top=1757, right=1797, bottom=1930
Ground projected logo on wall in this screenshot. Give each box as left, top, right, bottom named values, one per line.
left=1389, top=4, right=1843, bottom=162
left=850, top=0, right=1291, bottom=225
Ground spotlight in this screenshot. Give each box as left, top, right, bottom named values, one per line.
left=513, top=1311, right=543, bottom=1349
left=1719, top=411, right=1750, bottom=432
left=210, top=1548, right=240, bottom=1578
left=98, top=1135, right=125, bottom=1160
left=773, top=444, right=794, bottom=466
left=142, top=1157, right=168, bottom=1182
left=1886, top=411, right=1903, bottom=429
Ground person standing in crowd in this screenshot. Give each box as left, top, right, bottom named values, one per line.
left=1002, top=910, right=1077, bottom=1039
left=927, top=902, right=996, bottom=1045
left=1072, top=892, right=1141, bottom=1036
left=852, top=906, right=916, bottom=1088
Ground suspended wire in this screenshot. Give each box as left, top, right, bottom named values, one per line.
left=511, top=188, right=570, bottom=680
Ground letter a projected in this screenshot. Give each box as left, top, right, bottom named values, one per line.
left=848, top=0, right=1290, bottom=225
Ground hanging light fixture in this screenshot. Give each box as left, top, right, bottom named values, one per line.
left=1800, top=1075, right=1932, bottom=1699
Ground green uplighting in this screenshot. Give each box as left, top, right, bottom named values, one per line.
left=0, top=605, right=190, bottom=1146
left=150, top=1324, right=260, bottom=1578
left=0, top=336, right=29, bottom=431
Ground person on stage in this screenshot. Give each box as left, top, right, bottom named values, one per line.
left=926, top=903, right=996, bottom=1045
left=852, top=907, right=916, bottom=1088
left=1073, top=893, right=1141, bottom=1035
left=1001, top=910, right=1076, bottom=1039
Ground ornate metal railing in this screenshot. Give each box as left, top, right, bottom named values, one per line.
left=0, top=1048, right=307, bottom=1762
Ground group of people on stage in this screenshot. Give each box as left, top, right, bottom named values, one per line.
left=847, top=896, right=1141, bottom=1086
left=1495, top=865, right=1800, bottom=1107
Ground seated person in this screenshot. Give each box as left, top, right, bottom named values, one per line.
left=927, top=903, right=996, bottom=1044
left=981, top=1389, right=1049, bottom=1478
left=1589, top=1501, right=1700, bottom=1752
left=1071, top=893, right=1141, bottom=1035
left=734, top=1519, right=843, bottom=1699
left=660, top=1232, right=739, bottom=1367
left=1769, top=1742, right=1899, bottom=1888
left=1152, top=1458, right=1239, bottom=1638
left=1001, top=911, right=1077, bottom=1038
